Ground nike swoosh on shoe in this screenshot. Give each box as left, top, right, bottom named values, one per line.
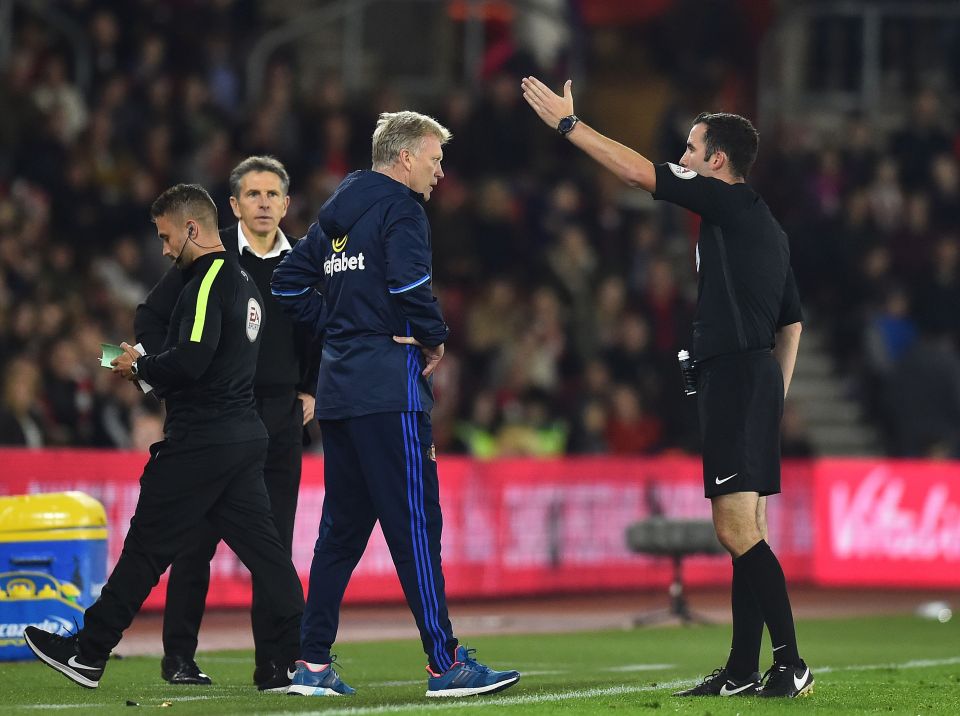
left=719, top=681, right=756, bottom=696
left=67, top=655, right=102, bottom=674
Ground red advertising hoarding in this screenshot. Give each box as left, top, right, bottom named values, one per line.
left=813, top=459, right=960, bottom=587
left=12, top=452, right=959, bottom=603
left=0, top=449, right=816, bottom=609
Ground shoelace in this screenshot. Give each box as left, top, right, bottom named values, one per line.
left=327, top=654, right=346, bottom=679
left=699, top=667, right=725, bottom=685
left=459, top=648, right=493, bottom=674
left=45, top=618, right=82, bottom=645
left=761, top=663, right=788, bottom=685
left=42, top=622, right=104, bottom=668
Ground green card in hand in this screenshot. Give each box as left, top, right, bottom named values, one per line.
left=100, top=343, right=124, bottom=368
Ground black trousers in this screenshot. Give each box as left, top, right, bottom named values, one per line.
left=302, top=412, right=456, bottom=671
left=78, top=437, right=303, bottom=665
left=162, top=392, right=304, bottom=667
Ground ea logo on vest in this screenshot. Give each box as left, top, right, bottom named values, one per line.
left=246, top=298, right=262, bottom=342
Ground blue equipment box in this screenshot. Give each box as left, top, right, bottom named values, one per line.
left=0, top=492, right=108, bottom=661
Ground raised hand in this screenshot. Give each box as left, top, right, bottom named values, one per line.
left=520, top=76, right=575, bottom=130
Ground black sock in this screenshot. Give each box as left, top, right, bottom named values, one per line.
left=734, top=540, right=801, bottom=667
left=725, top=559, right=763, bottom=679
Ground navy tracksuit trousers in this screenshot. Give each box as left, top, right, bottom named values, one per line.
left=302, top=411, right=457, bottom=671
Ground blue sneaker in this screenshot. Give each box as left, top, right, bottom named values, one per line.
left=286, top=659, right=356, bottom=696
left=426, top=646, right=520, bottom=698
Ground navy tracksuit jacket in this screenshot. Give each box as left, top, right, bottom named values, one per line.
left=272, top=170, right=449, bottom=418
left=271, top=170, right=457, bottom=670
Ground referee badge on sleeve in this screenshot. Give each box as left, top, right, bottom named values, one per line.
left=668, top=162, right=698, bottom=179
left=246, top=298, right=262, bottom=342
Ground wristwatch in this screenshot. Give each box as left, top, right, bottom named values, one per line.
left=130, top=360, right=139, bottom=377
left=557, top=114, right=579, bottom=136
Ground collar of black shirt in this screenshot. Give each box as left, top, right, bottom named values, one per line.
left=185, top=250, right=231, bottom=279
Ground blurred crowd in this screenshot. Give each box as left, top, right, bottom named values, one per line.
left=754, top=90, right=960, bottom=457
left=2, top=1, right=959, bottom=458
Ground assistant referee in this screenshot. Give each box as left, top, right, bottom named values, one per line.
left=24, top=184, right=303, bottom=689
left=135, top=157, right=314, bottom=690
left=521, top=77, right=812, bottom=699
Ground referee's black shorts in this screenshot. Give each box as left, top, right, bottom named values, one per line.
left=697, top=349, right=784, bottom=498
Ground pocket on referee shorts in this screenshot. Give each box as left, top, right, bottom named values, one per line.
left=698, top=358, right=747, bottom=484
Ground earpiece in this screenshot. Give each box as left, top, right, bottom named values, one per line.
left=176, top=222, right=219, bottom=265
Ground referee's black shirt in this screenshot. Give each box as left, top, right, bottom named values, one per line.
left=136, top=227, right=317, bottom=398
left=652, top=162, right=803, bottom=362
left=134, top=251, right=267, bottom=445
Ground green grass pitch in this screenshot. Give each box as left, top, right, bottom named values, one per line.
left=3, top=614, right=958, bottom=714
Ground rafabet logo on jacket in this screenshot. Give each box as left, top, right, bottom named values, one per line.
left=325, top=234, right=366, bottom=276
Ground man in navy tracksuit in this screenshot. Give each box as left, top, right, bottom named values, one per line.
left=272, top=111, right=519, bottom=698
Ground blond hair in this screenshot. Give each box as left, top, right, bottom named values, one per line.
left=371, top=111, right=451, bottom=169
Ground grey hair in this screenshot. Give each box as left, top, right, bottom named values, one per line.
left=371, top=111, right=451, bottom=169
left=229, top=155, right=291, bottom=197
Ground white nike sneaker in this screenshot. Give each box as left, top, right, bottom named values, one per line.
left=24, top=626, right=106, bottom=689
left=759, top=659, right=814, bottom=697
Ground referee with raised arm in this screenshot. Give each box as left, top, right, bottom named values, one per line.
left=521, top=77, right=812, bottom=699
left=24, top=184, right=303, bottom=690
left=135, top=157, right=314, bottom=691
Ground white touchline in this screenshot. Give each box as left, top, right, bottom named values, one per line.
left=256, top=656, right=960, bottom=716
left=814, top=656, right=960, bottom=674
left=17, top=695, right=229, bottom=710
left=603, top=663, right=674, bottom=672
left=17, top=656, right=960, bottom=714
left=255, top=685, right=678, bottom=716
